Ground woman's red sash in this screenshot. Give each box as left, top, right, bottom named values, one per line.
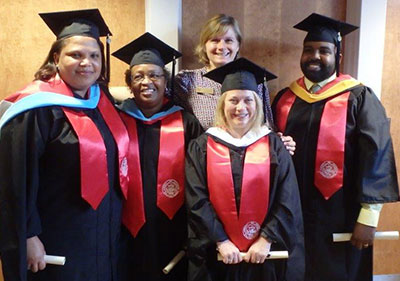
left=121, top=111, right=185, bottom=237
left=63, top=91, right=129, bottom=209
left=7, top=79, right=129, bottom=210
left=207, top=136, right=270, bottom=251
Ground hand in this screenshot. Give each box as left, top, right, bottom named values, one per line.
left=27, top=236, right=46, bottom=272
left=217, top=239, right=242, bottom=264
left=350, top=222, right=376, bottom=250
left=243, top=236, right=271, bottom=264
left=277, top=132, right=296, bottom=155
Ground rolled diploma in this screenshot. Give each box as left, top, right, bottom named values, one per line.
left=44, top=255, right=66, bottom=265
left=333, top=231, right=399, bottom=242
left=217, top=250, right=289, bottom=261
left=162, top=250, right=185, bottom=274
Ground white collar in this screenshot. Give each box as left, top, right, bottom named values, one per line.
left=206, top=126, right=271, bottom=147
left=304, top=73, right=337, bottom=91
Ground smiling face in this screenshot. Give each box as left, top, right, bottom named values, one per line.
left=205, top=27, right=240, bottom=70
left=223, top=89, right=257, bottom=138
left=300, top=41, right=337, bottom=83
left=129, top=63, right=167, bottom=116
left=54, top=36, right=102, bottom=97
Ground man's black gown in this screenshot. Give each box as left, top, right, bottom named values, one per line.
left=0, top=88, right=123, bottom=281
left=185, top=130, right=305, bottom=281
left=272, top=80, right=399, bottom=281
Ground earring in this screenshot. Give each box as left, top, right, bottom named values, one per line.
left=165, top=87, right=171, bottom=98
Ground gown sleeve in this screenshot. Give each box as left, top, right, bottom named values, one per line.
left=0, top=108, right=50, bottom=281
left=352, top=87, right=399, bottom=202
left=185, top=135, right=229, bottom=244
left=185, top=135, right=228, bottom=281
left=260, top=133, right=305, bottom=281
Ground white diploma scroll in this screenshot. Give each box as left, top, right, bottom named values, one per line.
left=44, top=255, right=66, bottom=265
left=217, top=250, right=289, bottom=261
left=333, top=231, right=399, bottom=242
left=162, top=250, right=185, bottom=274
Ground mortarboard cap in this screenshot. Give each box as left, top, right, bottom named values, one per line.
left=40, top=9, right=112, bottom=82
left=294, top=13, right=358, bottom=76
left=112, top=32, right=182, bottom=68
left=39, top=9, right=111, bottom=40
left=293, top=13, right=358, bottom=46
left=204, top=57, right=277, bottom=94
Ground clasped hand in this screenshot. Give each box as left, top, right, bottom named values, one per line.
left=217, top=236, right=271, bottom=264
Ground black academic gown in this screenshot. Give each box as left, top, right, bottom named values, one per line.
left=185, top=131, right=305, bottom=281
left=272, top=82, right=399, bottom=281
left=0, top=88, right=123, bottom=281
left=118, top=100, right=203, bottom=281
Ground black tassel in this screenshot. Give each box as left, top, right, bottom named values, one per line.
left=336, top=32, right=341, bottom=77
left=262, top=76, right=267, bottom=124
left=170, top=54, right=177, bottom=95
left=106, top=34, right=111, bottom=84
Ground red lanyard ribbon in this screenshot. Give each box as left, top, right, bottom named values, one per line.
left=207, top=136, right=270, bottom=251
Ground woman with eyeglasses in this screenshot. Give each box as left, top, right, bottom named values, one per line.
left=112, top=33, right=203, bottom=281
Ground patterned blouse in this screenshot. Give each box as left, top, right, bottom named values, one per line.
left=173, top=67, right=274, bottom=130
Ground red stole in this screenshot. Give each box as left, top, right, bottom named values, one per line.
left=121, top=110, right=185, bottom=237
left=275, top=91, right=296, bottom=133
left=207, top=136, right=270, bottom=252
left=314, top=92, right=349, bottom=199
left=275, top=78, right=351, bottom=199
left=7, top=78, right=129, bottom=209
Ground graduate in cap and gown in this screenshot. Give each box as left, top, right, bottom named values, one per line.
left=0, top=9, right=130, bottom=281
left=185, top=57, right=305, bottom=281
left=272, top=13, right=399, bottom=281
left=112, top=32, right=203, bottom=281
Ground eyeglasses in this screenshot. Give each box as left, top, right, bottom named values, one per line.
left=131, top=72, right=165, bottom=84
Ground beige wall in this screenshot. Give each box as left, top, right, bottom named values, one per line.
left=0, top=0, right=145, bottom=100
left=181, top=0, right=346, bottom=96
left=374, top=0, right=400, bottom=274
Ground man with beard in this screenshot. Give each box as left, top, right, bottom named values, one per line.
left=272, top=13, right=399, bottom=281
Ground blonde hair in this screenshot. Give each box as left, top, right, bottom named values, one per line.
left=214, top=90, right=265, bottom=134
left=195, top=14, right=242, bottom=66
